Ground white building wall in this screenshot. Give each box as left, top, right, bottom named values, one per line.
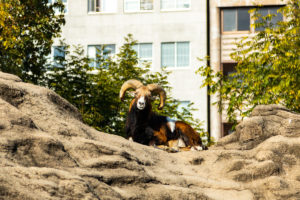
left=57, top=0, right=208, bottom=130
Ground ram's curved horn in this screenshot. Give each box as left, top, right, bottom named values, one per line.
left=119, top=79, right=144, bottom=101
left=146, top=84, right=166, bottom=110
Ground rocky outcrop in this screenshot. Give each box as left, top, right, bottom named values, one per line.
left=0, top=71, right=300, bottom=200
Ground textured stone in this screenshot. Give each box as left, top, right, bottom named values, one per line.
left=0, top=72, right=300, bottom=200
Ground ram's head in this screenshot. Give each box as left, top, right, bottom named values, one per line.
left=120, top=79, right=166, bottom=110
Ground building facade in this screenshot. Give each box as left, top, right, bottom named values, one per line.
left=209, top=0, right=287, bottom=140
left=55, top=0, right=209, bottom=130
left=55, top=0, right=287, bottom=141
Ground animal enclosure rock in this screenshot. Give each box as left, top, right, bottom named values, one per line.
left=0, top=72, right=300, bottom=200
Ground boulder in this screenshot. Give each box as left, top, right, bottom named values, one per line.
left=0, top=71, right=300, bottom=200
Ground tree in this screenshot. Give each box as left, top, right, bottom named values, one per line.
left=0, top=0, right=65, bottom=85
left=197, top=0, right=300, bottom=124
left=47, top=35, right=210, bottom=144
left=0, top=1, right=17, bottom=49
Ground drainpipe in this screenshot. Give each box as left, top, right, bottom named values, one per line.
left=206, top=0, right=211, bottom=143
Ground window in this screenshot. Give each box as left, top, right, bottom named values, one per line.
left=124, top=0, right=153, bottom=12
left=222, top=123, right=234, bottom=137
left=48, top=0, right=68, bottom=13
left=256, top=7, right=283, bottom=31
left=53, top=46, right=66, bottom=67
left=161, top=0, right=190, bottom=10
left=87, top=44, right=115, bottom=68
left=88, top=0, right=117, bottom=13
left=133, top=43, right=152, bottom=65
left=222, top=63, right=237, bottom=76
left=222, top=8, right=250, bottom=32
left=177, top=101, right=190, bottom=113
left=161, top=42, right=190, bottom=68
left=222, top=63, right=243, bottom=82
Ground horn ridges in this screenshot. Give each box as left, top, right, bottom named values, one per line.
left=119, top=79, right=143, bottom=100
left=146, top=84, right=166, bottom=110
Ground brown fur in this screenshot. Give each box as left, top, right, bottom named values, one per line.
left=153, top=126, right=168, bottom=145
left=175, top=121, right=203, bottom=147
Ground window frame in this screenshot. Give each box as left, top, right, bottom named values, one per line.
left=222, top=123, right=234, bottom=137
left=88, top=0, right=118, bottom=14
left=221, top=7, right=251, bottom=34
left=161, top=41, right=190, bottom=69
left=160, top=0, right=191, bottom=12
left=87, top=44, right=116, bottom=68
left=133, top=43, right=153, bottom=66
left=255, top=6, right=284, bottom=32
left=221, top=6, right=284, bottom=34
left=124, top=0, right=154, bottom=13
left=221, top=62, right=237, bottom=76
left=52, top=45, right=66, bottom=68
left=48, top=0, right=68, bottom=14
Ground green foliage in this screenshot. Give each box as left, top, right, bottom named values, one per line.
left=0, top=1, right=18, bottom=49
left=47, top=35, right=208, bottom=144
left=0, top=0, right=65, bottom=85
left=197, top=0, right=300, bottom=124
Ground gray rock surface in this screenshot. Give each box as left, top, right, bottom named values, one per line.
left=0, top=71, right=300, bottom=200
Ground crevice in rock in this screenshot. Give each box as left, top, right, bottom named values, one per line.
left=0, top=85, right=26, bottom=108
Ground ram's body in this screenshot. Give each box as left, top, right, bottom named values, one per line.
left=120, top=79, right=205, bottom=151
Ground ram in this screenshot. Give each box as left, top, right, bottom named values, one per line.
left=120, top=79, right=205, bottom=151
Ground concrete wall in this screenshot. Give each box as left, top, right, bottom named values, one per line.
left=57, top=0, right=208, bottom=130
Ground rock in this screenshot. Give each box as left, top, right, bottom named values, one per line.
left=217, top=104, right=300, bottom=150
left=0, top=72, right=300, bottom=200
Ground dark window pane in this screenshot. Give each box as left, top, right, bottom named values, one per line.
left=141, top=0, right=153, bottom=10
left=103, top=44, right=115, bottom=58
left=238, top=8, right=250, bottom=31
left=270, top=7, right=283, bottom=27
left=258, top=8, right=269, bottom=17
left=223, top=63, right=236, bottom=76
left=103, top=44, right=115, bottom=68
left=88, top=0, right=95, bottom=12
left=96, top=0, right=100, bottom=12
left=54, top=46, right=65, bottom=59
left=53, top=46, right=65, bottom=67
left=256, top=8, right=268, bottom=31
left=223, top=9, right=236, bottom=32
left=223, top=123, right=234, bottom=137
